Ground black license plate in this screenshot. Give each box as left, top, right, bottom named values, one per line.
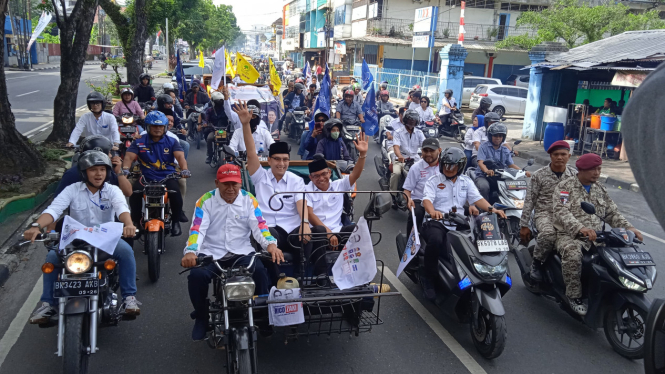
left=120, top=126, right=135, bottom=133
left=620, top=252, right=655, bottom=266
left=54, top=279, right=99, bottom=297
left=505, top=180, right=527, bottom=190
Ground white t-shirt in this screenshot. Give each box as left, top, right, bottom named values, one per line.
left=249, top=168, right=309, bottom=233
left=440, top=97, right=457, bottom=115
left=305, top=176, right=353, bottom=232
left=229, top=127, right=274, bottom=154
left=416, top=106, right=436, bottom=122
left=422, top=174, right=483, bottom=229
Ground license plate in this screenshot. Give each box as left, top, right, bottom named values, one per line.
left=120, top=126, right=135, bottom=133
left=505, top=180, right=527, bottom=190
left=429, top=129, right=436, bottom=135
left=54, top=279, right=99, bottom=297
left=620, top=252, right=655, bottom=266
left=216, top=133, right=226, bottom=139
left=346, top=125, right=360, bottom=131
left=477, top=239, right=510, bottom=253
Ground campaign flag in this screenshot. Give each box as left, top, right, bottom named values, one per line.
left=27, top=12, right=52, bottom=51
left=396, top=207, right=421, bottom=277
left=269, top=58, right=282, bottom=96
left=198, top=50, right=205, bottom=68
left=361, top=86, right=379, bottom=136
left=236, top=52, right=260, bottom=83
left=175, top=51, right=187, bottom=99
left=361, top=58, right=374, bottom=91
left=331, top=218, right=377, bottom=290
left=303, top=61, right=312, bottom=87
left=210, top=46, right=225, bottom=90
left=59, top=216, right=123, bottom=255
left=307, top=64, right=331, bottom=130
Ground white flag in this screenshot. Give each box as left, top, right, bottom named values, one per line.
left=59, top=216, right=123, bottom=255
left=27, top=12, right=52, bottom=51
left=396, top=208, right=421, bottom=277
left=210, top=46, right=226, bottom=90
left=332, top=217, right=377, bottom=290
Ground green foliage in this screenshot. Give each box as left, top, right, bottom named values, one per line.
left=90, top=24, right=99, bottom=45
left=36, top=146, right=67, bottom=161
left=85, top=76, right=118, bottom=98
left=174, top=0, right=241, bottom=51
left=496, top=0, right=665, bottom=50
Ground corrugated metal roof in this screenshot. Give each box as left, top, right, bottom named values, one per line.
left=546, top=30, right=665, bottom=65
left=339, top=35, right=526, bottom=52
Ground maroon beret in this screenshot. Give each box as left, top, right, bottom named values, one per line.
left=547, top=140, right=570, bottom=154
left=576, top=153, right=602, bottom=170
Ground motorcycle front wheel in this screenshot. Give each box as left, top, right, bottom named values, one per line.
left=63, top=314, right=90, bottom=374
left=234, top=327, right=254, bottom=374
left=645, top=298, right=665, bottom=374
left=470, top=307, right=507, bottom=359
left=604, top=302, right=647, bottom=359
left=146, top=231, right=161, bottom=282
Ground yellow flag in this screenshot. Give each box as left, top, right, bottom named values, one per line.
left=269, top=58, right=282, bottom=96
left=225, top=49, right=235, bottom=76
left=236, top=52, right=259, bottom=84
left=198, top=50, right=205, bottom=68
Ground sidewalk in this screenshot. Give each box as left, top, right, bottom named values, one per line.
left=7, top=60, right=101, bottom=72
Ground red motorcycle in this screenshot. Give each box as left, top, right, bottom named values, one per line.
left=116, top=113, right=142, bottom=159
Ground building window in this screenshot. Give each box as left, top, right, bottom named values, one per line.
left=334, top=5, right=347, bottom=26
left=446, top=0, right=495, bottom=9
left=364, top=44, right=378, bottom=65
left=499, top=3, right=548, bottom=11
left=369, top=0, right=383, bottom=20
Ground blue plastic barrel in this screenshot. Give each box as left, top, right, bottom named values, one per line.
left=600, top=116, right=617, bottom=131
left=543, top=122, right=564, bottom=152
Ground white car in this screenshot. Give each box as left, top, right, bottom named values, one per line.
left=462, top=76, right=502, bottom=105
left=468, top=84, right=528, bottom=116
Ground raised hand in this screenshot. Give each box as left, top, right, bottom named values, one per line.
left=354, top=132, right=368, bottom=155
left=232, top=100, right=252, bottom=126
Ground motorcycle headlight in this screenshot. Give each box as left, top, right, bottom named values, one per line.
left=65, top=251, right=93, bottom=274
left=122, top=116, right=133, bottom=124
left=224, top=278, right=255, bottom=301
left=619, top=276, right=646, bottom=292
left=472, top=256, right=508, bottom=278
left=344, top=133, right=353, bottom=140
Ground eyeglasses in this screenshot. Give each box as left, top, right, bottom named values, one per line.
left=310, top=170, right=330, bottom=180
left=270, top=156, right=290, bottom=163
left=421, top=101, right=427, bottom=103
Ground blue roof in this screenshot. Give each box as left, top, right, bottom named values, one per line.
left=4, top=16, right=33, bottom=36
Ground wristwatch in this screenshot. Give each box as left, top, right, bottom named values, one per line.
left=303, top=219, right=310, bottom=224
left=31, top=222, right=42, bottom=230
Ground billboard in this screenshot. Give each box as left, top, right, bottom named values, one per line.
left=412, top=6, right=438, bottom=48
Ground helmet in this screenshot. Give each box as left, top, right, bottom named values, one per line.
left=86, top=91, right=106, bottom=111
left=444, top=89, right=453, bottom=96
left=380, top=81, right=388, bottom=89
left=323, top=119, right=343, bottom=139
left=294, top=83, right=305, bottom=92
left=412, top=84, right=421, bottom=91
left=483, top=112, right=501, bottom=127
left=139, top=73, right=151, bottom=82
left=343, top=89, right=355, bottom=98
left=79, top=135, right=113, bottom=154
left=295, top=78, right=305, bottom=84
left=120, top=87, right=134, bottom=100
left=403, top=109, right=420, bottom=127
left=479, top=97, right=492, bottom=109
left=352, top=83, right=361, bottom=90
left=439, top=147, right=467, bottom=179
left=161, top=82, right=174, bottom=92
left=314, top=110, right=329, bottom=123
left=156, top=94, right=173, bottom=110
left=487, top=123, right=508, bottom=143
left=379, top=90, right=389, bottom=97
left=144, top=111, right=169, bottom=127
left=211, top=91, right=224, bottom=102
left=78, top=150, right=113, bottom=184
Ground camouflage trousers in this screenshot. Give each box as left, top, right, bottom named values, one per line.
left=533, top=216, right=556, bottom=262
left=555, top=234, right=586, bottom=299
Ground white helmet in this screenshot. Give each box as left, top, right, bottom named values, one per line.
left=162, top=82, right=174, bottom=91
left=211, top=91, right=224, bottom=102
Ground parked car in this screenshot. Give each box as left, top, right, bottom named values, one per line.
left=506, top=74, right=530, bottom=88
left=462, top=76, right=502, bottom=105
left=468, top=84, right=528, bottom=116
left=171, top=62, right=213, bottom=84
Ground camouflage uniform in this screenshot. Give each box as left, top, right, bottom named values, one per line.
left=520, top=164, right=577, bottom=262
left=552, top=177, right=632, bottom=298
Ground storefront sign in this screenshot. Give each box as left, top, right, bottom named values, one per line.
left=317, top=31, right=326, bottom=48
left=412, top=6, right=438, bottom=48
left=283, top=38, right=295, bottom=51
left=611, top=71, right=648, bottom=88
left=334, top=41, right=346, bottom=55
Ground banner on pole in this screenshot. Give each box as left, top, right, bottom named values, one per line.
left=27, top=12, right=52, bottom=51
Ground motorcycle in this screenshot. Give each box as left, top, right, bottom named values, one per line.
left=290, top=106, right=308, bottom=143
left=210, top=129, right=235, bottom=169
left=17, top=230, right=136, bottom=373
left=342, top=119, right=362, bottom=162
left=375, top=109, right=397, bottom=144
left=644, top=298, right=665, bottom=374
left=418, top=120, right=438, bottom=139
left=100, top=61, right=107, bottom=70
left=134, top=172, right=182, bottom=282
left=139, top=97, right=156, bottom=116
left=512, top=201, right=656, bottom=359
left=438, top=109, right=466, bottom=142
left=185, top=104, right=207, bottom=150
left=465, top=141, right=533, bottom=251
left=396, top=209, right=511, bottom=359
left=374, top=142, right=416, bottom=211
left=116, top=113, right=142, bottom=159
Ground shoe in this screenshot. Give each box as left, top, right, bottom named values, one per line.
left=420, top=277, right=436, bottom=301
left=192, top=318, right=209, bottom=341
left=569, top=298, right=587, bottom=316
left=29, top=302, right=56, bottom=324
left=171, top=221, right=182, bottom=237
left=529, top=261, right=543, bottom=282
left=179, top=211, right=189, bottom=223
left=205, top=156, right=211, bottom=164
left=123, top=296, right=142, bottom=316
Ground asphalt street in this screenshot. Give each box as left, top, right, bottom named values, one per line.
left=0, top=73, right=663, bottom=373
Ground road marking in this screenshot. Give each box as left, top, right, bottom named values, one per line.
left=0, top=275, right=43, bottom=369
left=643, top=231, right=665, bottom=245
left=381, top=267, right=487, bottom=374
left=16, top=90, right=39, bottom=97
left=21, top=105, right=88, bottom=136
left=4, top=75, right=30, bottom=81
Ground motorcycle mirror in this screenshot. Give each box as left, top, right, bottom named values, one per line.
left=514, top=140, right=522, bottom=146
left=581, top=202, right=596, bottom=215
left=527, top=158, right=535, bottom=166
left=364, top=193, right=392, bottom=221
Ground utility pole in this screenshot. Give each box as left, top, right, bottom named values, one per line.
left=165, top=18, right=169, bottom=70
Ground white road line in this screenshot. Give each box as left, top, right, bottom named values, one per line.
left=381, top=267, right=487, bottom=374
left=5, top=75, right=30, bottom=81
left=643, top=231, right=665, bottom=245
left=21, top=105, right=88, bottom=136
left=16, top=90, right=39, bottom=97
left=0, top=276, right=43, bottom=368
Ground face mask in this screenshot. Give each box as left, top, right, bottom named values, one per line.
left=331, top=132, right=340, bottom=140
left=250, top=116, right=261, bottom=127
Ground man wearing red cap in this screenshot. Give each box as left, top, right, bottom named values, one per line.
left=520, top=140, right=577, bottom=282
left=181, top=163, right=284, bottom=340
left=553, top=153, right=642, bottom=315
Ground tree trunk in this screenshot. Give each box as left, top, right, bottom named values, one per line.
left=46, top=0, right=99, bottom=144
left=0, top=0, right=45, bottom=176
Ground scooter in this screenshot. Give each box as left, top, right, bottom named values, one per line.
left=375, top=109, right=397, bottom=144
left=396, top=208, right=511, bottom=359
left=342, top=119, right=362, bottom=162
left=290, top=106, right=308, bottom=143
left=438, top=109, right=466, bottom=142
left=185, top=104, right=207, bottom=150
left=116, top=113, right=142, bottom=159
left=513, top=201, right=656, bottom=359
left=418, top=120, right=438, bottom=139
left=644, top=298, right=665, bottom=374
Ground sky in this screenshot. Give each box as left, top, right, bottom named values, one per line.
left=213, top=0, right=284, bottom=31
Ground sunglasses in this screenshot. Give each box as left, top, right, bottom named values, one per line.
left=421, top=100, right=427, bottom=103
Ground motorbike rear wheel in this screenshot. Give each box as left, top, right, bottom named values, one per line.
left=604, top=302, right=647, bottom=359
left=63, top=314, right=89, bottom=374
left=470, top=307, right=507, bottom=359
left=146, top=231, right=161, bottom=282
left=644, top=298, right=665, bottom=374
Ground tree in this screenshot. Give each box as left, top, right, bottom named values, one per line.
left=497, top=0, right=665, bottom=50
left=0, top=0, right=45, bottom=176
left=42, top=0, right=100, bottom=143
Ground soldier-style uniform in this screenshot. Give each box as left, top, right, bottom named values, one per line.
left=520, top=164, right=577, bottom=262
left=552, top=176, right=632, bottom=299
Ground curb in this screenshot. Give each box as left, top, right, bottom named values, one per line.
left=514, top=149, right=639, bottom=193
left=9, top=61, right=100, bottom=71
left=0, top=264, right=9, bottom=287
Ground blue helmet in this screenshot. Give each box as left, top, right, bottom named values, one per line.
left=145, top=111, right=168, bottom=126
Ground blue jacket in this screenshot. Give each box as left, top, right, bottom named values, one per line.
left=316, top=137, right=352, bottom=161
left=284, top=92, right=306, bottom=111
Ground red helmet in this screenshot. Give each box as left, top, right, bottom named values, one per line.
left=344, top=89, right=355, bottom=97
left=379, top=90, right=389, bottom=97
left=295, top=78, right=305, bottom=84
left=412, top=84, right=421, bottom=91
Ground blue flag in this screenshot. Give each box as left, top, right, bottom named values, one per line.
left=361, top=58, right=374, bottom=91
left=361, top=86, right=379, bottom=136
left=303, top=61, right=312, bottom=87
left=175, top=51, right=187, bottom=99
left=308, top=64, right=331, bottom=130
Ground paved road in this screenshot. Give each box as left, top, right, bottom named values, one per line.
left=0, top=94, right=662, bottom=373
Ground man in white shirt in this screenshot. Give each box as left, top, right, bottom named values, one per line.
left=227, top=104, right=274, bottom=155
left=391, top=109, right=425, bottom=205
left=403, top=138, right=441, bottom=235
left=384, top=107, right=406, bottom=153
left=420, top=148, right=504, bottom=300
left=438, top=89, right=457, bottom=126
left=236, top=101, right=322, bottom=277
left=181, top=163, right=283, bottom=340
left=24, top=151, right=140, bottom=323
left=66, top=92, right=120, bottom=147
left=220, top=87, right=268, bottom=132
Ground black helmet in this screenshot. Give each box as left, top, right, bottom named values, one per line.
left=86, top=91, right=106, bottom=111
left=487, top=123, right=508, bottom=143
left=323, top=119, right=343, bottom=139
left=314, top=110, right=329, bottom=123
left=79, top=135, right=113, bottom=154
left=78, top=150, right=113, bottom=185
left=483, top=112, right=501, bottom=127
left=403, top=109, right=420, bottom=127
left=439, top=147, right=467, bottom=179
left=139, top=73, right=151, bottom=83
left=479, top=97, right=492, bottom=109
left=444, top=89, right=453, bottom=96
left=294, top=83, right=305, bottom=92
left=156, top=94, right=173, bottom=110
